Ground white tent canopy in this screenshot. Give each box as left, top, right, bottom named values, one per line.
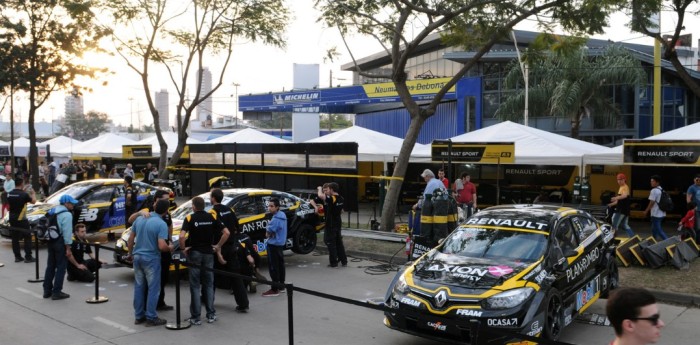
left=305, top=125, right=427, bottom=162
left=414, top=121, right=609, bottom=166
left=42, top=135, right=81, bottom=151
left=54, top=133, right=136, bottom=157
left=5, top=137, right=44, bottom=156
left=98, top=132, right=202, bottom=157
left=583, top=121, right=700, bottom=165
left=205, top=128, right=289, bottom=144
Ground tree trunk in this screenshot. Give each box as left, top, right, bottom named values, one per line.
left=666, top=51, right=700, bottom=101
left=379, top=115, right=425, bottom=231
left=28, top=97, right=39, bottom=191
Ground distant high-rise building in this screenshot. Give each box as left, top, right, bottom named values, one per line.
left=196, top=67, right=213, bottom=125
left=155, top=89, right=169, bottom=131
left=64, top=87, right=84, bottom=117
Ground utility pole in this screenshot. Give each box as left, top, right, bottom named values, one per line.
left=128, top=97, right=134, bottom=131
left=233, top=82, right=240, bottom=127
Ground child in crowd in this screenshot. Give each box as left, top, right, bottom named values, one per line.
left=678, top=201, right=696, bottom=241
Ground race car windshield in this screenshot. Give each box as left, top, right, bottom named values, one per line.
left=170, top=199, right=214, bottom=220
left=44, top=183, right=98, bottom=205
left=441, top=227, right=547, bottom=263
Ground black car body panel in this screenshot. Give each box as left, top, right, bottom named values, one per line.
left=384, top=204, right=617, bottom=344
left=114, top=188, right=324, bottom=265
left=0, top=179, right=173, bottom=237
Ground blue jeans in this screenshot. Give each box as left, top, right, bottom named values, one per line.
left=133, top=255, right=161, bottom=320
left=611, top=213, right=635, bottom=237
left=651, top=217, right=668, bottom=240
left=43, top=240, right=67, bottom=295
left=188, top=250, right=215, bottom=319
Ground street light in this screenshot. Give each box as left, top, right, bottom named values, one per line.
left=233, top=82, right=240, bottom=127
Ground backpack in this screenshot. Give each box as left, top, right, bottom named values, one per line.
left=656, top=187, right=674, bottom=212
left=36, top=210, right=68, bottom=242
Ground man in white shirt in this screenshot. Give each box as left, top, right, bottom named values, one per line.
left=644, top=175, right=668, bottom=241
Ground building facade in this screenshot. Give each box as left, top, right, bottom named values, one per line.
left=155, top=89, right=169, bottom=131
left=342, top=30, right=700, bottom=146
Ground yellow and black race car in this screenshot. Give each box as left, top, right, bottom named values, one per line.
left=114, top=188, right=324, bottom=265
left=384, top=204, right=618, bottom=344
left=0, top=179, right=174, bottom=237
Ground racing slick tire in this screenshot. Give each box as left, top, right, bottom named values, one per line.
left=291, top=224, right=317, bottom=254
left=544, top=289, right=564, bottom=341
left=600, top=259, right=619, bottom=298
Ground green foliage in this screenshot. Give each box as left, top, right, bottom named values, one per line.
left=255, top=113, right=292, bottom=129
left=60, top=110, right=111, bottom=139
left=496, top=44, right=647, bottom=138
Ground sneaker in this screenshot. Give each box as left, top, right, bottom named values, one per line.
left=261, top=289, right=279, bottom=297
left=156, top=304, right=174, bottom=311
left=15, top=257, right=23, bottom=263
left=145, top=318, right=167, bottom=327
left=134, top=317, right=146, bottom=325
left=0, top=263, right=4, bottom=267
left=24, top=256, right=36, bottom=263
left=207, top=315, right=217, bottom=323
left=43, top=292, right=51, bottom=299
left=279, top=288, right=286, bottom=293
left=235, top=306, right=249, bottom=313
left=186, top=318, right=202, bottom=326
left=341, top=262, right=348, bottom=267
left=51, top=292, right=70, bottom=300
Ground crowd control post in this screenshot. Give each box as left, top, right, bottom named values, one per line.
left=27, top=231, right=43, bottom=283
left=86, top=244, right=108, bottom=304
left=166, top=255, right=190, bottom=330
left=286, top=283, right=294, bottom=345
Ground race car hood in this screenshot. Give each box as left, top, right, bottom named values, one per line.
left=26, top=203, right=56, bottom=219
left=412, top=251, right=529, bottom=291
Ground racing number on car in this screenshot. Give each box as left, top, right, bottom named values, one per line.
left=79, top=208, right=99, bottom=222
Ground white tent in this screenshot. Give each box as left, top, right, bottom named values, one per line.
left=414, top=121, right=609, bottom=166
left=5, top=137, right=44, bottom=156
left=583, top=121, right=700, bottom=165
left=205, top=128, right=289, bottom=144
left=54, top=133, right=136, bottom=157
left=99, top=132, right=202, bottom=157
left=305, top=126, right=427, bottom=162
left=42, top=135, right=82, bottom=152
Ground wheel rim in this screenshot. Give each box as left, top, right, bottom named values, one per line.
left=295, top=226, right=316, bottom=253
left=547, top=295, right=562, bottom=339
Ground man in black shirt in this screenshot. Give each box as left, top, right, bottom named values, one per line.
left=67, top=223, right=106, bottom=282
left=318, top=182, right=347, bottom=268
left=209, top=188, right=249, bottom=312
left=124, top=176, right=138, bottom=228
left=129, top=189, right=173, bottom=310
left=85, top=161, right=97, bottom=180
left=181, top=196, right=229, bottom=325
left=7, top=178, right=37, bottom=263
left=141, top=163, right=153, bottom=184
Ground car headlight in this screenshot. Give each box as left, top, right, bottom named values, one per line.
left=482, top=287, right=534, bottom=310
left=392, top=274, right=410, bottom=298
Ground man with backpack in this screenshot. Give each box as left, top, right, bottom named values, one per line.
left=644, top=175, right=669, bottom=241
left=43, top=195, right=79, bottom=300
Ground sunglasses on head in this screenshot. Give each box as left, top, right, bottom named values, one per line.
left=630, top=313, right=661, bottom=326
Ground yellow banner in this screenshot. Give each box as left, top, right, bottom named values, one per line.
left=431, top=141, right=515, bottom=164
left=362, top=77, right=455, bottom=98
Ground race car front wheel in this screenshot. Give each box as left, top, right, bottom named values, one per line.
left=601, top=260, right=619, bottom=298
left=544, top=289, right=563, bottom=341
left=292, top=224, right=317, bottom=254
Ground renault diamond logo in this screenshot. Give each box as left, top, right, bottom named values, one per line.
left=434, top=290, right=448, bottom=308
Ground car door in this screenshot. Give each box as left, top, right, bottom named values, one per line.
left=78, top=185, right=118, bottom=233
left=233, top=195, right=266, bottom=242
left=551, top=218, right=585, bottom=296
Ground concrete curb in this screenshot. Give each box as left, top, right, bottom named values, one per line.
left=645, top=288, right=700, bottom=308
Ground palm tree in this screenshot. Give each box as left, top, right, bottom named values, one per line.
left=496, top=44, right=647, bottom=138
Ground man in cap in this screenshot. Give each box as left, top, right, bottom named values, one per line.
left=412, top=169, right=444, bottom=211
left=608, top=173, right=635, bottom=237
left=43, top=194, right=79, bottom=300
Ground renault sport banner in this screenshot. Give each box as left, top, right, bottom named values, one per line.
left=431, top=141, right=515, bottom=163
left=623, top=140, right=700, bottom=165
